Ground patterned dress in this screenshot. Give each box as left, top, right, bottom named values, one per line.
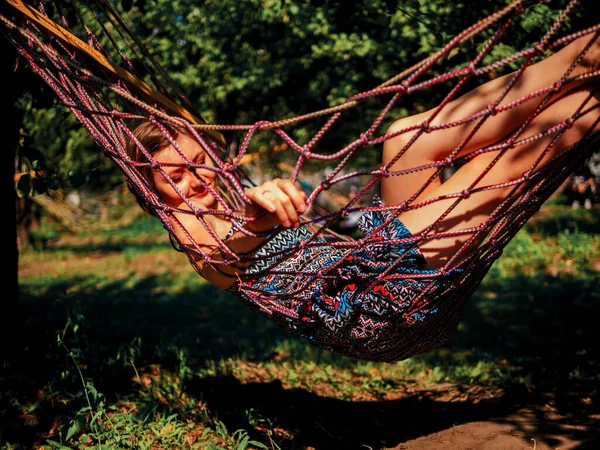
left=227, top=196, right=463, bottom=362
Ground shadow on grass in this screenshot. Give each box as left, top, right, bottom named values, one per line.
left=45, top=238, right=173, bottom=255
left=186, top=375, right=533, bottom=449
left=4, top=266, right=599, bottom=449
left=185, top=270, right=600, bottom=449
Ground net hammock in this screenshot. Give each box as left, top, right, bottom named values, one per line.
left=2, top=0, right=599, bottom=362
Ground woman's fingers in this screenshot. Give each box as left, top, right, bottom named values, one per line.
left=277, top=179, right=308, bottom=215
left=268, top=190, right=298, bottom=227
left=251, top=187, right=277, bottom=213
left=247, top=179, right=308, bottom=228
left=248, top=186, right=277, bottom=214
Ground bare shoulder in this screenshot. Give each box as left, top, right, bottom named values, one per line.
left=166, top=213, right=241, bottom=289
left=169, top=211, right=221, bottom=248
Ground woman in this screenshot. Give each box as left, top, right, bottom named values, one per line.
left=125, top=32, right=599, bottom=361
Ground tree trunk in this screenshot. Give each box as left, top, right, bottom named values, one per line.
left=1, top=37, right=23, bottom=362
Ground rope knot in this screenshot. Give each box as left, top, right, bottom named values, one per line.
left=553, top=79, right=564, bottom=93
left=421, top=122, right=431, bottom=133
left=356, top=238, right=368, bottom=249
left=443, top=157, right=454, bottom=168
left=534, top=43, right=547, bottom=55
left=321, top=180, right=331, bottom=190
left=359, top=133, right=370, bottom=146
left=565, top=117, right=575, bottom=129
left=467, top=61, right=477, bottom=75
left=522, top=171, right=531, bottom=181
left=487, top=105, right=498, bottom=116
left=461, top=189, right=471, bottom=199
left=400, top=80, right=410, bottom=92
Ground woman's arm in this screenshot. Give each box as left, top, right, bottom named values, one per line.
left=174, top=178, right=308, bottom=289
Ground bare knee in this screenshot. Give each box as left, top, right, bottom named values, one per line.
left=382, top=115, right=427, bottom=167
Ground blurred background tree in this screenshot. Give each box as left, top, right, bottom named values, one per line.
left=9, top=0, right=598, bottom=247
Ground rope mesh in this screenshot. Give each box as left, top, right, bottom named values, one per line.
left=3, top=0, right=599, bottom=361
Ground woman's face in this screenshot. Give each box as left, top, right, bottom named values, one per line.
left=151, top=134, right=219, bottom=211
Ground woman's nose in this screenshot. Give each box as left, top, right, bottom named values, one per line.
left=188, top=171, right=202, bottom=186
left=188, top=170, right=207, bottom=191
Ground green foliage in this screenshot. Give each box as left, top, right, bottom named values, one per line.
left=109, top=0, right=584, bottom=153
left=16, top=93, right=124, bottom=198
left=11, top=0, right=596, bottom=195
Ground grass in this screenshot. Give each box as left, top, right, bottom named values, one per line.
left=5, top=203, right=600, bottom=449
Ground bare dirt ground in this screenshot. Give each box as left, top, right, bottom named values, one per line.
left=396, top=406, right=597, bottom=450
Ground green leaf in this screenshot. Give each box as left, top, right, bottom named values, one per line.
left=45, top=440, right=72, bottom=450
left=22, top=146, right=46, bottom=171
left=86, top=383, right=98, bottom=402
left=31, top=157, right=46, bottom=171
left=16, top=173, right=32, bottom=197
left=236, top=435, right=249, bottom=450
left=31, top=177, right=48, bottom=196
left=66, top=420, right=80, bottom=441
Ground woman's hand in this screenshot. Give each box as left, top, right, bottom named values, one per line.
left=246, top=178, right=308, bottom=228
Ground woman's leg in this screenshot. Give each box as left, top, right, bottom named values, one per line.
left=398, top=85, right=600, bottom=269
left=381, top=32, right=600, bottom=206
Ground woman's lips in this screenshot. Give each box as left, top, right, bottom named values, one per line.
left=195, top=183, right=208, bottom=197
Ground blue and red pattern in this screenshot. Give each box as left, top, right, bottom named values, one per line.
left=227, top=196, right=462, bottom=361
